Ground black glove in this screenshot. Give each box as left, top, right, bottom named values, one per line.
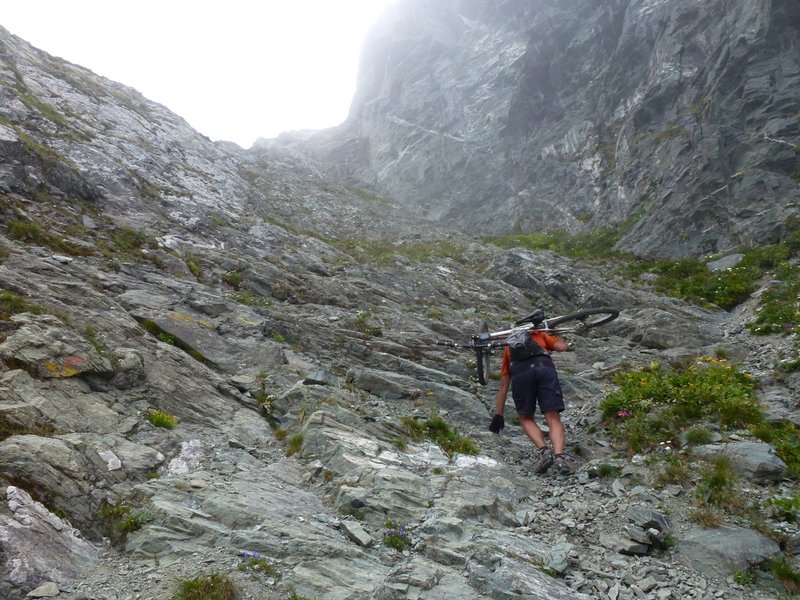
left=489, top=414, right=505, bottom=433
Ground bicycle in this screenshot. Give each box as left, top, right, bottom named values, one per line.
left=436, top=307, right=619, bottom=385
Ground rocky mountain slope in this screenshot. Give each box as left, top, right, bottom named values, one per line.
left=280, top=0, right=800, bottom=258
left=0, top=16, right=799, bottom=600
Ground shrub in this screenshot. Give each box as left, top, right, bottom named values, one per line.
left=748, top=276, right=800, bottom=335
left=185, top=257, right=203, bottom=280
left=733, top=569, right=757, bottom=585
left=0, top=289, right=43, bottom=320
left=383, top=521, right=412, bottom=552
left=113, top=227, right=148, bottom=252
left=689, top=506, right=723, bottom=528
left=768, top=556, right=800, bottom=595
left=172, top=572, right=236, bottom=600
left=339, top=505, right=365, bottom=521
left=488, top=226, right=626, bottom=261
left=8, top=220, right=42, bottom=241
left=684, top=427, right=713, bottom=446
left=237, top=551, right=280, bottom=578
left=654, top=455, right=690, bottom=487
left=147, top=410, right=179, bottom=429
left=100, top=500, right=151, bottom=545
left=286, top=434, right=303, bottom=456
left=751, top=421, right=800, bottom=477
left=595, top=464, right=623, bottom=478
left=400, top=415, right=478, bottom=457
left=233, top=291, right=271, bottom=307
left=628, top=237, right=795, bottom=311
left=222, top=271, right=242, bottom=290
left=600, top=359, right=761, bottom=454
left=695, top=456, right=741, bottom=510
left=769, top=494, right=800, bottom=522
left=351, top=309, right=382, bottom=336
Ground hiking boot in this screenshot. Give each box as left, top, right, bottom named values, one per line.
left=533, top=448, right=554, bottom=474
left=553, top=454, right=573, bottom=475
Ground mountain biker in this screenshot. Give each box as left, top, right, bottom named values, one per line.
left=488, top=326, right=572, bottom=475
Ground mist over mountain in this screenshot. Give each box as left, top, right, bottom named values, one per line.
left=0, top=2, right=799, bottom=599
left=278, top=0, right=800, bottom=258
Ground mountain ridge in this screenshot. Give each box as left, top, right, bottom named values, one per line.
left=283, top=0, right=800, bottom=258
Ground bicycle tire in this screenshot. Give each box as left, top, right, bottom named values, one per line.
left=546, top=307, right=619, bottom=331
left=475, top=322, right=491, bottom=385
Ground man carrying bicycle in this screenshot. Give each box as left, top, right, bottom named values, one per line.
left=489, top=327, right=572, bottom=475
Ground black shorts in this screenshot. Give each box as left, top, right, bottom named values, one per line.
left=510, top=363, right=564, bottom=416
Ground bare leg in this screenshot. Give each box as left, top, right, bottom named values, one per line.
left=519, top=414, right=547, bottom=449
left=544, top=411, right=565, bottom=454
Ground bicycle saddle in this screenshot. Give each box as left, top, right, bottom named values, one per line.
left=515, top=308, right=545, bottom=326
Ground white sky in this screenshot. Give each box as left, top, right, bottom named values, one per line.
left=2, top=1, right=397, bottom=148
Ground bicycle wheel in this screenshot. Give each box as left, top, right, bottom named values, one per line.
left=546, top=307, right=619, bottom=332
left=475, top=322, right=491, bottom=385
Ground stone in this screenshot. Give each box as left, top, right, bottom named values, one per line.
left=26, top=582, right=60, bottom=597
left=679, top=525, right=781, bottom=577
left=544, top=542, right=575, bottom=574
left=599, top=533, right=650, bottom=556
left=340, top=519, right=374, bottom=548
left=626, top=505, right=670, bottom=533
left=693, top=441, right=788, bottom=483
left=706, top=254, right=744, bottom=272
left=303, top=371, right=338, bottom=386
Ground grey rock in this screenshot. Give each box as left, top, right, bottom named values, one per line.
left=693, top=441, right=788, bottom=483
left=706, top=254, right=745, bottom=272
left=303, top=371, right=338, bottom=386
left=0, top=486, right=99, bottom=598
left=287, top=0, right=800, bottom=259
left=545, top=542, right=575, bottom=574
left=623, top=524, right=652, bottom=545
left=599, top=533, right=650, bottom=556
left=0, top=313, right=113, bottom=379
left=626, top=505, right=670, bottom=533
left=340, top=519, right=374, bottom=548
left=679, top=525, right=781, bottom=577
left=26, top=582, right=59, bottom=598
left=0, top=14, right=796, bottom=600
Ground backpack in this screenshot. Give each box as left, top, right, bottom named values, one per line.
left=506, top=329, right=548, bottom=374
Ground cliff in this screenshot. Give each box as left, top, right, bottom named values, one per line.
left=281, top=0, right=800, bottom=258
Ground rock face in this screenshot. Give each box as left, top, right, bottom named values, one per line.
left=279, top=0, right=800, bottom=258
left=1, top=18, right=799, bottom=600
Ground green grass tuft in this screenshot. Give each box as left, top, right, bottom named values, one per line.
left=400, top=415, right=478, bottom=457
left=172, top=572, right=236, bottom=600
left=286, top=433, right=303, bottom=456
left=146, top=410, right=179, bottom=429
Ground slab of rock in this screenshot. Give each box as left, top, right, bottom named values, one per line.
left=341, top=519, right=374, bottom=548
left=693, top=441, right=788, bottom=483
left=0, top=313, right=113, bottom=379
left=599, top=533, right=650, bottom=556
left=544, top=542, right=575, bottom=574
left=0, top=486, right=99, bottom=599
left=626, top=505, right=670, bottom=532
left=678, top=525, right=781, bottom=577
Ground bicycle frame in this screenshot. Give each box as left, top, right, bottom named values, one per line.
left=437, top=307, right=619, bottom=385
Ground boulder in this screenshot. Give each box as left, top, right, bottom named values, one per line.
left=0, top=486, right=100, bottom=598
left=679, top=525, right=781, bottom=577
left=693, top=441, right=788, bottom=483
